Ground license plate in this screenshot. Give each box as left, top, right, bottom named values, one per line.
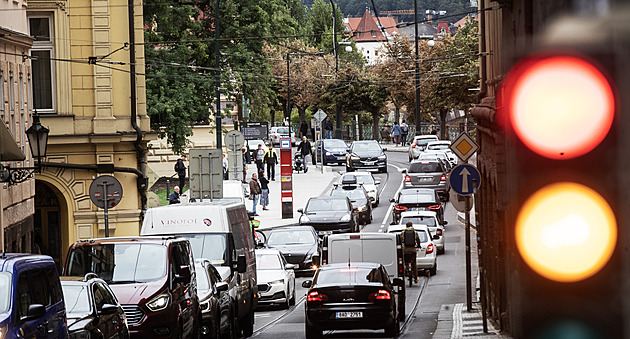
left=336, top=312, right=363, bottom=319
left=337, top=156, right=345, bottom=160
left=420, top=177, right=432, bottom=182
left=364, top=161, right=374, bottom=165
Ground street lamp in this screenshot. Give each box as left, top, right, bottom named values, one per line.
left=0, top=113, right=49, bottom=185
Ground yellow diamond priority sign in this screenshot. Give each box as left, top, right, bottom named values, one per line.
left=450, top=132, right=478, bottom=162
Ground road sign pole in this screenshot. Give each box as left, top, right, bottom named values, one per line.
left=465, top=194, right=472, bottom=311
left=102, top=182, right=110, bottom=237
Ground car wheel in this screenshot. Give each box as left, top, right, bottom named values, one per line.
left=429, top=262, right=437, bottom=276
left=305, top=323, right=322, bottom=339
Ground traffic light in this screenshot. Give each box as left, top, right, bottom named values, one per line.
left=499, top=48, right=623, bottom=337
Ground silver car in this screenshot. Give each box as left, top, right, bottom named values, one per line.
left=403, top=160, right=450, bottom=200
left=387, top=224, right=437, bottom=275
left=426, top=141, right=457, bottom=165
left=408, top=135, right=439, bottom=162
left=398, top=210, right=446, bottom=254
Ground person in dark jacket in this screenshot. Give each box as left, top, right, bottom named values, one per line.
left=300, top=121, right=309, bottom=139
left=168, top=186, right=181, bottom=204
left=325, top=118, right=334, bottom=139
left=249, top=173, right=262, bottom=215
left=298, top=136, right=312, bottom=173
left=263, top=145, right=279, bottom=180
left=174, top=155, right=187, bottom=189
left=258, top=170, right=269, bottom=210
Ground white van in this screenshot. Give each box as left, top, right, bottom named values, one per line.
left=317, top=232, right=406, bottom=321
left=140, top=201, right=258, bottom=337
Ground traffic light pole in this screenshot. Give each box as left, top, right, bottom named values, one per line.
left=465, top=195, right=472, bottom=312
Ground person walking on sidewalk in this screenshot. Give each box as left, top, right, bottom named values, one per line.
left=258, top=170, right=269, bottom=210
left=391, top=122, right=402, bottom=147
left=263, top=144, right=279, bottom=181
left=300, top=120, right=309, bottom=139
left=249, top=173, right=262, bottom=215
left=168, top=186, right=181, bottom=205
left=222, top=153, right=229, bottom=180
left=298, top=136, right=312, bottom=173
left=255, top=144, right=265, bottom=172
left=174, top=154, right=187, bottom=189
left=400, top=120, right=409, bottom=146
left=401, top=221, right=421, bottom=283
left=324, top=118, right=334, bottom=139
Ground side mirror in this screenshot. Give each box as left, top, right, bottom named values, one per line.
left=443, top=221, right=448, bottom=225
left=285, top=263, right=296, bottom=270
left=297, top=208, right=304, bottom=214
left=99, top=304, right=119, bottom=316
left=382, top=148, right=388, bottom=151
left=302, top=280, right=313, bottom=288
left=174, top=265, right=192, bottom=284
left=401, top=169, right=407, bottom=173
left=389, top=198, right=395, bottom=203
left=392, top=278, right=404, bottom=287
left=215, top=282, right=229, bottom=292
left=21, top=304, right=46, bottom=322
left=236, top=255, right=247, bottom=274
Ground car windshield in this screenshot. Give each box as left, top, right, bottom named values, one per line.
left=324, top=140, right=347, bottom=148
left=67, top=244, right=167, bottom=284
left=352, top=142, right=380, bottom=153
left=268, top=230, right=316, bottom=246
left=399, top=193, right=436, bottom=204
left=315, top=267, right=383, bottom=286
left=0, top=272, right=10, bottom=313
left=306, top=199, right=348, bottom=212
left=401, top=216, right=437, bottom=227
left=416, top=138, right=436, bottom=146
left=330, top=188, right=366, bottom=201
left=175, top=234, right=227, bottom=266
left=61, top=284, right=91, bottom=316
left=256, top=254, right=283, bottom=270
left=409, top=162, right=443, bottom=173
left=275, top=127, right=289, bottom=134
left=194, top=264, right=211, bottom=293
left=352, top=174, right=374, bottom=185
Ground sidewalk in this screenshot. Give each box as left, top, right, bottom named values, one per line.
left=244, top=162, right=340, bottom=230
left=433, top=303, right=510, bottom=338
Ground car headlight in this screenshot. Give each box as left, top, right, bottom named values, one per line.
left=269, top=279, right=284, bottom=285
left=305, top=252, right=313, bottom=260
left=378, top=155, right=386, bottom=160
left=351, top=156, right=360, bottom=160
left=341, top=213, right=351, bottom=222
left=301, top=215, right=311, bottom=223
left=326, top=152, right=331, bottom=156
left=146, top=293, right=170, bottom=312
left=357, top=205, right=366, bottom=212
left=69, top=329, right=91, bottom=339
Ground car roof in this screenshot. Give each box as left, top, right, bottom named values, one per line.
left=69, top=236, right=184, bottom=248
left=320, top=262, right=381, bottom=270
left=0, top=254, right=56, bottom=272
left=400, top=210, right=438, bottom=217
left=268, top=225, right=313, bottom=232
left=414, top=135, right=439, bottom=140
left=352, top=140, right=378, bottom=144
left=399, top=188, right=437, bottom=195
left=428, top=140, right=450, bottom=145
left=308, top=196, right=348, bottom=201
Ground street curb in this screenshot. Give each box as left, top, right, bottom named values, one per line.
left=433, top=304, right=455, bottom=338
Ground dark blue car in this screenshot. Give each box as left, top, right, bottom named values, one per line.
left=0, top=253, right=68, bottom=338
left=312, top=139, right=348, bottom=166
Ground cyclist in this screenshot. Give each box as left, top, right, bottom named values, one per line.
left=400, top=221, right=421, bottom=283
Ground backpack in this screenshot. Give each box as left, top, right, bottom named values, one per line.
left=401, top=124, right=409, bottom=133
left=403, top=229, right=416, bottom=247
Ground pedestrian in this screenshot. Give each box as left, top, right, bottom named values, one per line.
left=174, top=154, right=187, bottom=189
left=400, top=120, right=409, bottom=146
left=298, top=136, right=312, bottom=173
left=300, top=120, right=309, bottom=139
left=222, top=153, right=229, bottom=180
left=168, top=186, right=181, bottom=205
left=258, top=170, right=269, bottom=210
left=391, top=122, right=402, bottom=147
left=380, top=125, right=391, bottom=143
left=249, top=173, right=262, bottom=215
left=400, top=221, right=421, bottom=283
left=255, top=144, right=265, bottom=172
left=325, top=118, right=334, bottom=139
left=263, top=144, right=279, bottom=181
left=241, top=147, right=248, bottom=183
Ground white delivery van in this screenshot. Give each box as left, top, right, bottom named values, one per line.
left=140, top=201, right=257, bottom=337
left=317, top=232, right=406, bottom=321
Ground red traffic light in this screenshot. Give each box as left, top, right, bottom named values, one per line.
left=500, top=54, right=615, bottom=159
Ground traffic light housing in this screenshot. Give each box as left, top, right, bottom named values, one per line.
left=498, top=29, right=624, bottom=338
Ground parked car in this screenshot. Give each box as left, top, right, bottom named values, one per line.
left=387, top=224, right=438, bottom=275
left=64, top=237, right=200, bottom=339
left=312, top=139, right=348, bottom=165
left=398, top=210, right=446, bottom=254
left=408, top=135, right=439, bottom=161
left=255, top=249, right=296, bottom=309
left=60, top=275, right=130, bottom=339
left=195, top=259, right=231, bottom=339
left=298, top=196, right=359, bottom=235
left=330, top=175, right=373, bottom=225
left=269, top=126, right=297, bottom=146
left=247, top=139, right=268, bottom=163
left=346, top=140, right=388, bottom=173
left=403, top=160, right=450, bottom=200
left=265, top=225, right=319, bottom=275
left=338, top=171, right=381, bottom=206
left=390, top=188, right=444, bottom=225
left=303, top=262, right=402, bottom=338
left=0, top=254, right=69, bottom=339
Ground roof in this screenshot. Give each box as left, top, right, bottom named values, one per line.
left=344, top=10, right=399, bottom=42
left=399, top=188, right=436, bottom=195
left=454, top=15, right=476, bottom=28
left=70, top=236, right=182, bottom=247
left=398, top=22, right=437, bottom=38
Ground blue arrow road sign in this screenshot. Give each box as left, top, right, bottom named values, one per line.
left=449, top=164, right=481, bottom=196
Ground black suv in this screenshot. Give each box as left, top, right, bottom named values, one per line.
left=329, top=175, right=373, bottom=224
left=390, top=188, right=444, bottom=225
left=346, top=140, right=388, bottom=173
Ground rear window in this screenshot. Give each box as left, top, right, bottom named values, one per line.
left=315, top=267, right=384, bottom=286
left=415, top=138, right=437, bottom=146
left=275, top=127, right=289, bottom=134
left=0, top=272, right=10, bottom=313
left=409, top=162, right=442, bottom=173
left=401, top=216, right=437, bottom=227
left=428, top=143, right=449, bottom=150
left=398, top=193, right=436, bottom=204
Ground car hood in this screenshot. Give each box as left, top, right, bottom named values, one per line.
left=108, top=280, right=165, bottom=305
left=305, top=211, right=349, bottom=221
left=327, top=148, right=347, bottom=153
left=269, top=243, right=316, bottom=256
left=352, top=151, right=384, bottom=158
left=256, top=269, right=286, bottom=284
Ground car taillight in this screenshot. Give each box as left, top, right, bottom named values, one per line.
left=436, top=229, right=443, bottom=236
left=394, top=205, right=408, bottom=211
left=428, top=204, right=441, bottom=210
left=426, top=243, right=434, bottom=254
left=369, top=290, right=391, bottom=300
left=307, top=291, right=328, bottom=302
left=405, top=175, right=411, bottom=182
left=440, top=174, right=446, bottom=181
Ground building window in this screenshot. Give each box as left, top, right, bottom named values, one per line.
left=0, top=72, right=4, bottom=121
left=371, top=30, right=376, bottom=37
left=19, top=73, right=25, bottom=149
left=9, top=73, right=15, bottom=137
left=29, top=14, right=55, bottom=113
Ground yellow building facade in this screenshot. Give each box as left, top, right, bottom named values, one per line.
left=24, top=0, right=152, bottom=266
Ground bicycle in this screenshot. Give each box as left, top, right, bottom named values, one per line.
left=406, top=260, right=414, bottom=287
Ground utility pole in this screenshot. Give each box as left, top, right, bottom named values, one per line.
left=286, top=53, right=291, bottom=138
left=331, top=0, right=342, bottom=139
left=215, top=0, right=222, bottom=148
left=414, top=0, right=421, bottom=135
